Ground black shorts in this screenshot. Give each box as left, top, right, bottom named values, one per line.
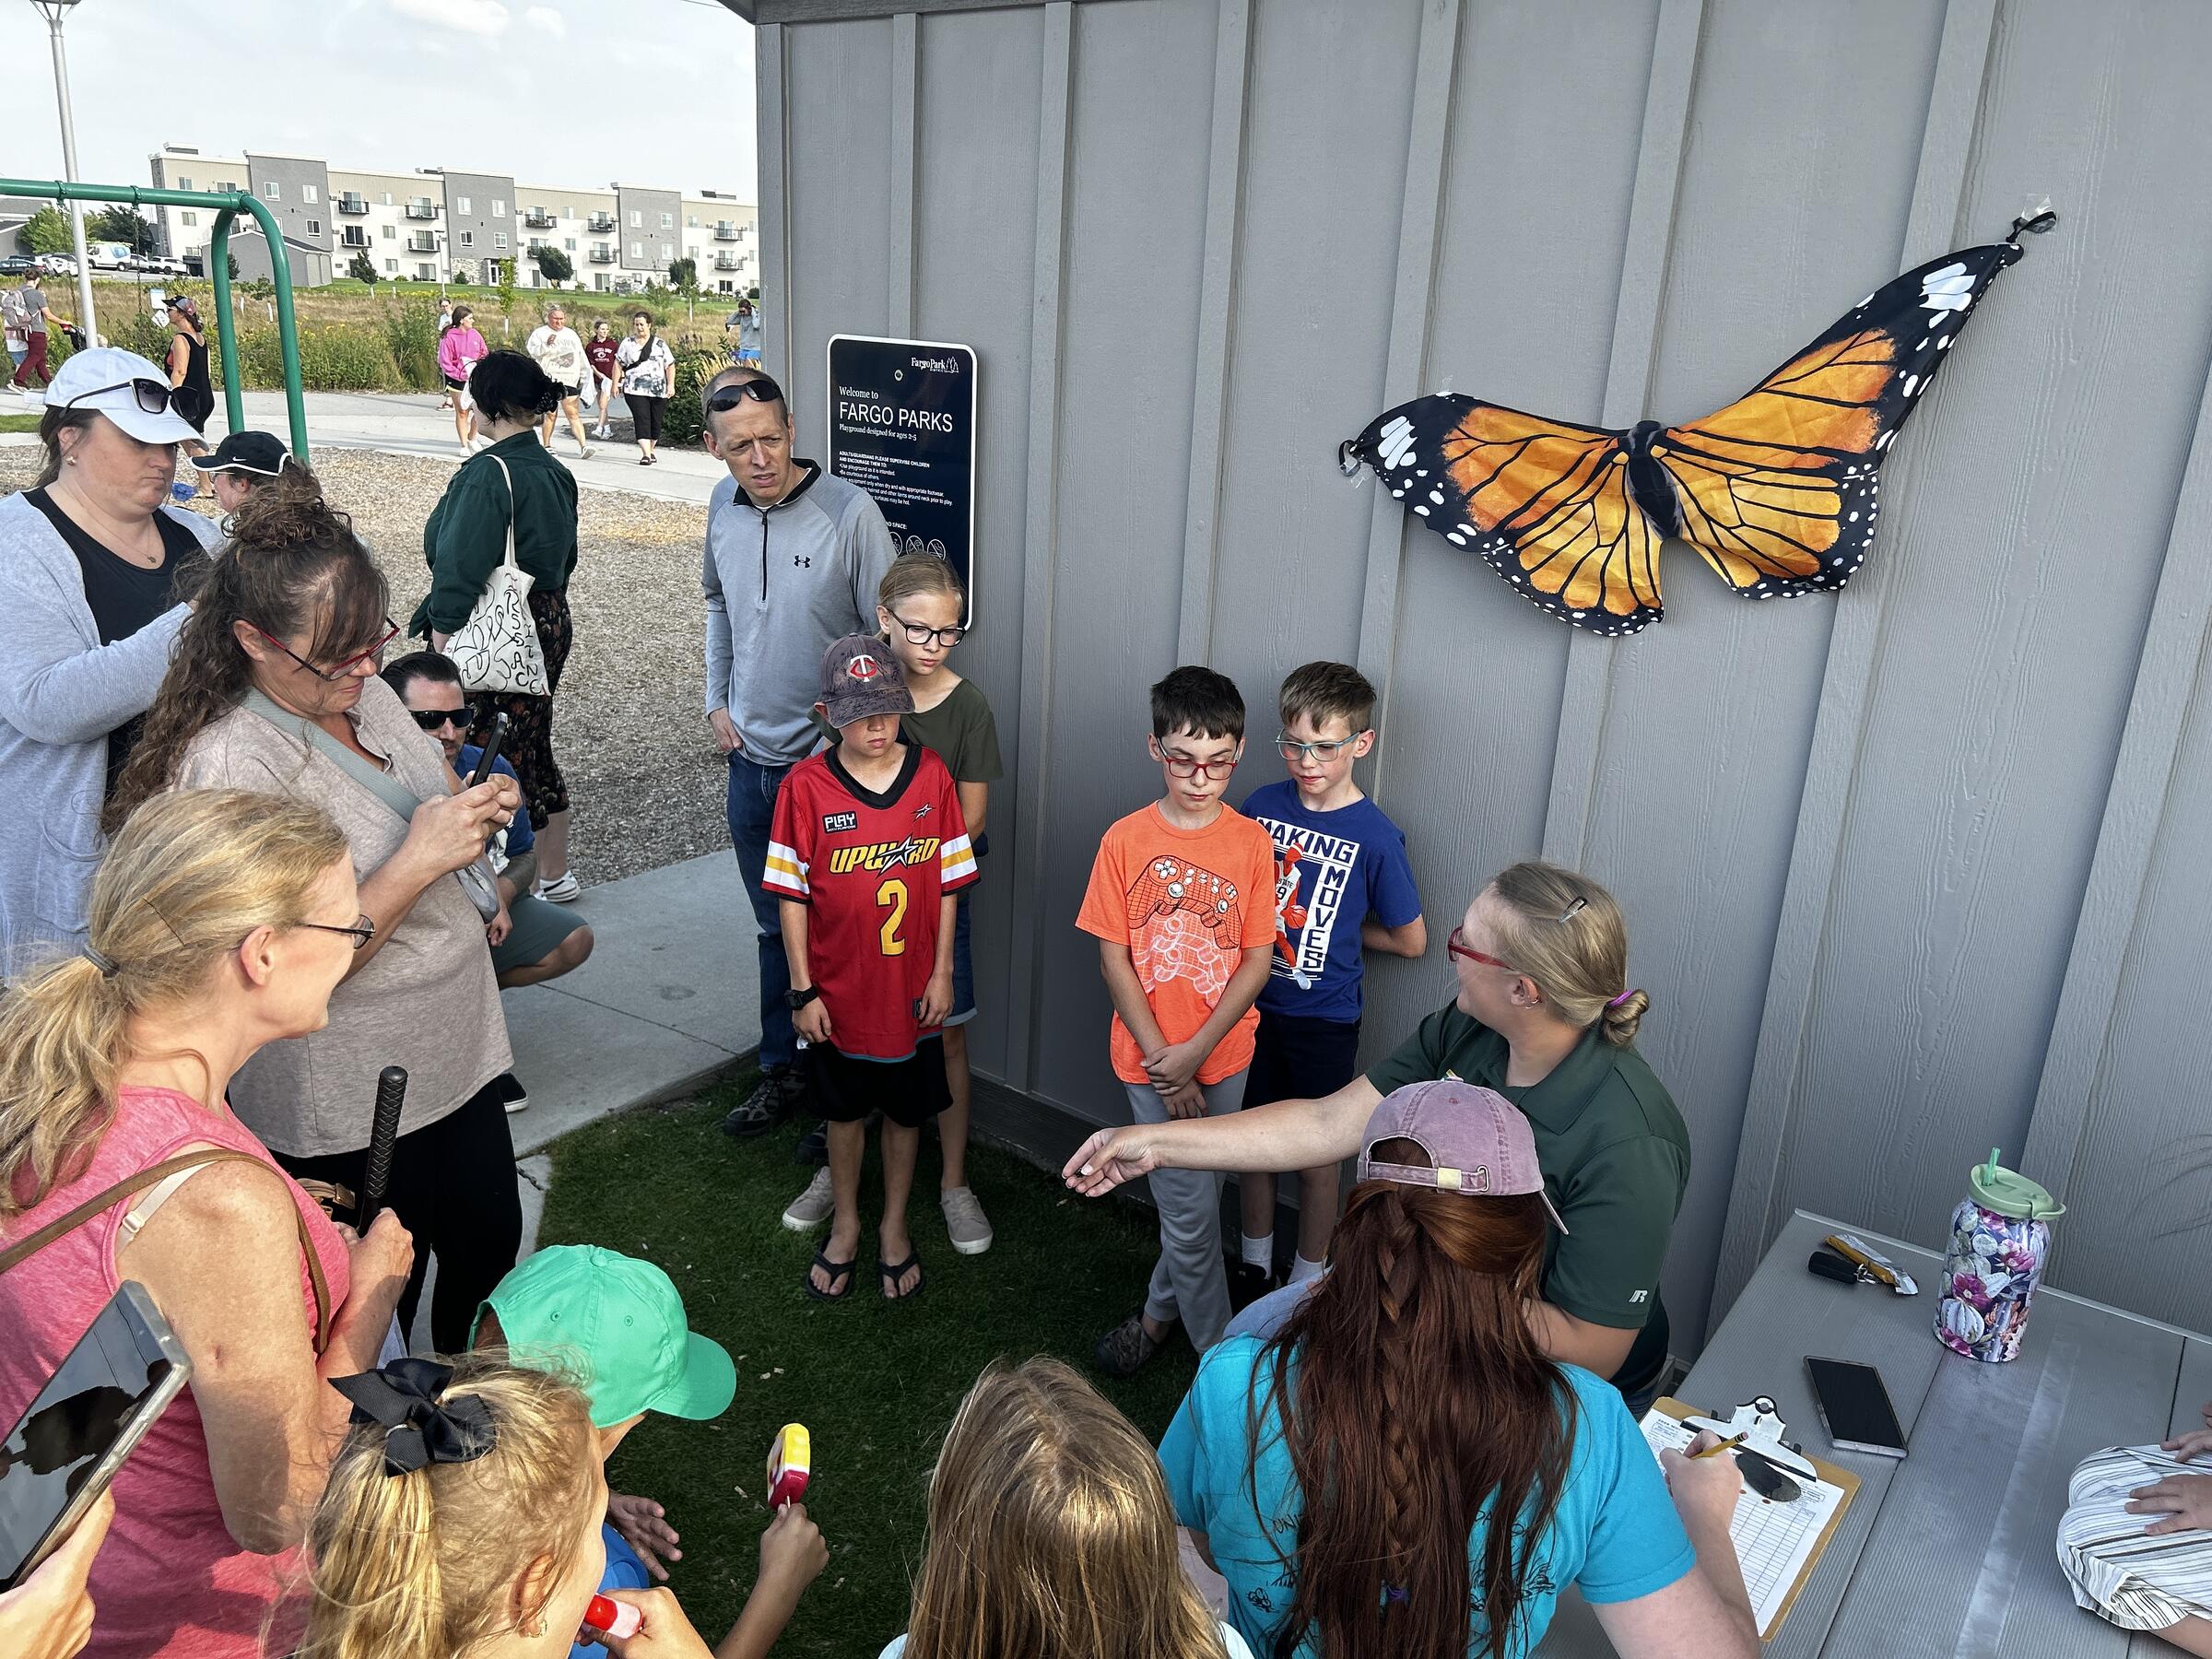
left=1245, top=1011, right=1361, bottom=1109
left=442, top=373, right=466, bottom=390
left=806, top=1037, right=950, bottom=1129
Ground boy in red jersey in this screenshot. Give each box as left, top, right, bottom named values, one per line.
left=765, top=635, right=977, bottom=1301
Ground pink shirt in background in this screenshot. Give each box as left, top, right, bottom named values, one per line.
left=0, top=1086, right=350, bottom=1659
left=437, top=324, right=487, bottom=383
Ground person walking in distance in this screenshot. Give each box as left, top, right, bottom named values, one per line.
left=698, top=366, right=897, bottom=1138
left=162, top=293, right=216, bottom=444
left=9, top=272, right=74, bottom=394
left=614, top=310, right=675, bottom=466
left=437, top=304, right=488, bottom=454
left=526, top=302, right=593, bottom=460
left=585, top=318, right=620, bottom=440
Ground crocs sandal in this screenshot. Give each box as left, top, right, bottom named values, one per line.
left=803, top=1251, right=856, bottom=1301
left=877, top=1252, right=924, bottom=1300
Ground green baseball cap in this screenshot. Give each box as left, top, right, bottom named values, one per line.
left=474, top=1246, right=735, bottom=1430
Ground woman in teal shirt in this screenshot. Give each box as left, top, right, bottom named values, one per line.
left=1159, top=1082, right=1758, bottom=1659
left=416, top=349, right=582, bottom=900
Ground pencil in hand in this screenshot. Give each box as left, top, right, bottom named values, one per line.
left=1688, top=1430, right=1749, bottom=1461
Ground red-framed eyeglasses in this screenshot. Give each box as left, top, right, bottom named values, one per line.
left=248, top=618, right=402, bottom=683
left=1447, top=926, right=1516, bottom=972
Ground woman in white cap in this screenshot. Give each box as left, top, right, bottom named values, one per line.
left=0, top=347, right=220, bottom=978
left=1158, top=1081, right=1759, bottom=1659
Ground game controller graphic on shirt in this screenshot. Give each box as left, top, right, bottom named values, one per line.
left=1128, top=856, right=1243, bottom=1003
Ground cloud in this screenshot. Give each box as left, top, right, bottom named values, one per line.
left=389, top=0, right=510, bottom=38
left=524, top=6, right=565, bottom=39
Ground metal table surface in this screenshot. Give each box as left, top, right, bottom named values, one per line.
left=1535, top=1209, right=2209, bottom=1657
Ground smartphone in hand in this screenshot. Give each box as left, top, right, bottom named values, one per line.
left=469, top=712, right=511, bottom=788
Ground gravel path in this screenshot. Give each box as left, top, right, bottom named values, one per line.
left=0, top=446, right=724, bottom=884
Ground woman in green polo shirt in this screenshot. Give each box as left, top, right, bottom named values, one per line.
left=1065, top=860, right=1689, bottom=1408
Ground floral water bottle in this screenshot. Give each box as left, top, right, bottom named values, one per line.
left=1936, top=1148, right=2064, bottom=1363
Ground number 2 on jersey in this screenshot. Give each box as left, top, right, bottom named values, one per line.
left=876, top=878, right=909, bottom=956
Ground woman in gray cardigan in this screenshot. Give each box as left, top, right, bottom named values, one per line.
left=0, top=347, right=216, bottom=979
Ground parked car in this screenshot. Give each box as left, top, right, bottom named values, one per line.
left=34, top=253, right=76, bottom=276
left=0, top=253, right=36, bottom=276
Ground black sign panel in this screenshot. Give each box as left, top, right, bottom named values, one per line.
left=827, top=335, right=978, bottom=621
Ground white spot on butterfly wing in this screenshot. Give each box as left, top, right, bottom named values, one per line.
left=1921, top=263, right=1975, bottom=314
left=1429, top=489, right=1444, bottom=505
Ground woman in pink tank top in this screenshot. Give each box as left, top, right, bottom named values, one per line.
left=0, top=791, right=414, bottom=1658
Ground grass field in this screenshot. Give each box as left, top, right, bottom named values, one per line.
left=0, top=414, right=38, bottom=434
left=535, top=1074, right=1201, bottom=1657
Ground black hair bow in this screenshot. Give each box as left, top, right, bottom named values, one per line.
left=331, top=1357, right=497, bottom=1477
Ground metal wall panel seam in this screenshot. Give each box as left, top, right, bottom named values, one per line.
left=1713, top=0, right=2002, bottom=1329
left=759, top=22, right=794, bottom=376
left=1537, top=0, right=1704, bottom=872
left=1172, top=0, right=1253, bottom=665
left=888, top=12, right=919, bottom=336
left=1354, top=0, right=1463, bottom=805
left=2019, top=347, right=2212, bottom=1229
left=1000, top=0, right=1075, bottom=1093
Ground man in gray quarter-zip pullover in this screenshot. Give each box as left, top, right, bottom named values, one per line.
left=701, top=365, right=896, bottom=1135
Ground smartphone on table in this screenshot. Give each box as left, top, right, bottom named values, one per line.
left=1, top=1282, right=191, bottom=1589
left=1805, top=1355, right=1909, bottom=1459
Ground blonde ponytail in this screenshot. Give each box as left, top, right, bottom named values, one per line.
left=294, top=1356, right=598, bottom=1659
left=1488, top=861, right=1648, bottom=1046
left=0, top=790, right=349, bottom=1217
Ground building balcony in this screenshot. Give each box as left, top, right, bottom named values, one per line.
left=407, top=234, right=438, bottom=253
left=713, top=253, right=739, bottom=270
left=336, top=194, right=370, bottom=215
left=339, top=230, right=369, bottom=250
left=713, top=224, right=738, bottom=241
left=524, top=210, right=556, bottom=229
left=588, top=247, right=617, bottom=264
left=406, top=201, right=440, bottom=219
left=587, top=213, right=616, bottom=231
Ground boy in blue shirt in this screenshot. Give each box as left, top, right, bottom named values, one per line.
left=1234, top=662, right=1424, bottom=1302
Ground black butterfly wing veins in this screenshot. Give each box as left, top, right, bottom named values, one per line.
left=1646, top=240, right=2027, bottom=603
left=1358, top=395, right=1665, bottom=635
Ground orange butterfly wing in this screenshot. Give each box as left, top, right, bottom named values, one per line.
left=1367, top=400, right=1661, bottom=635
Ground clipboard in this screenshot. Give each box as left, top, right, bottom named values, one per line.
left=1643, top=1396, right=1861, bottom=1641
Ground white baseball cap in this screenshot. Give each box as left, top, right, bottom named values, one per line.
left=46, top=347, right=200, bottom=445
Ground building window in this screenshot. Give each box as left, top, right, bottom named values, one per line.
left=382, top=192, right=393, bottom=206
left=308, top=219, right=321, bottom=235
left=629, top=241, right=643, bottom=258
left=494, top=232, right=508, bottom=250
left=492, top=198, right=506, bottom=216
left=629, top=210, right=641, bottom=228
left=659, top=212, right=673, bottom=229
left=460, top=231, right=474, bottom=249
left=382, top=224, right=394, bottom=239
left=687, top=215, right=699, bottom=228
left=385, top=259, right=397, bottom=272
left=181, top=212, right=197, bottom=227
left=561, top=205, right=572, bottom=218
left=218, top=179, right=236, bottom=193
left=456, top=195, right=472, bottom=215
left=302, top=184, right=318, bottom=204
left=660, top=242, right=674, bottom=262
left=263, top=182, right=280, bottom=200
left=564, top=238, right=576, bottom=251
left=178, top=175, right=193, bottom=191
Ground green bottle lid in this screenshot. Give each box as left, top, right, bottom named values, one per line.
left=1969, top=1148, right=2065, bottom=1220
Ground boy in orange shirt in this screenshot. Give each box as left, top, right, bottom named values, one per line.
left=1077, top=666, right=1277, bottom=1376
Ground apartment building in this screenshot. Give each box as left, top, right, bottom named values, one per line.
left=330, top=167, right=448, bottom=283
left=147, top=145, right=756, bottom=292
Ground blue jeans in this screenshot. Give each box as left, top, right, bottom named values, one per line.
left=726, top=752, right=794, bottom=1069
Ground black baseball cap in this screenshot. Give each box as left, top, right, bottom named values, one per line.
left=186, top=430, right=292, bottom=477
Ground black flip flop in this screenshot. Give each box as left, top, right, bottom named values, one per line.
left=877, top=1252, right=924, bottom=1301
left=803, top=1251, right=856, bottom=1301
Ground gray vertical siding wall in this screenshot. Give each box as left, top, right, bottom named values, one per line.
left=755, top=0, right=2212, bottom=1347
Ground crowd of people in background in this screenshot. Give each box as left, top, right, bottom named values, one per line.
left=0, top=338, right=1788, bottom=1659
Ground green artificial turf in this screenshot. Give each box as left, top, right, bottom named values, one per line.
left=536, top=1074, right=1201, bottom=1657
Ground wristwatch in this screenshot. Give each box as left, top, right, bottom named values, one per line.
left=785, top=985, right=822, bottom=1011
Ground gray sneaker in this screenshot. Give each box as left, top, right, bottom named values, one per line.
left=940, top=1185, right=994, bottom=1255
left=781, top=1168, right=835, bottom=1231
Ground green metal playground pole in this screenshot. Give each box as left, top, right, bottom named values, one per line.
left=0, top=178, right=310, bottom=460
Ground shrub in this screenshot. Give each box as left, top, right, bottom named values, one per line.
left=663, top=345, right=725, bottom=448
left=382, top=295, right=443, bottom=390
left=298, top=327, right=393, bottom=391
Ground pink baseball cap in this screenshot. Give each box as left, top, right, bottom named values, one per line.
left=1357, top=1079, right=1569, bottom=1234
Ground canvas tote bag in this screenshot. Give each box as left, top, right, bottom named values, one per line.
left=443, top=453, right=549, bottom=697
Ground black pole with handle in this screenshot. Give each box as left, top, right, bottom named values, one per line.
left=360, top=1065, right=406, bottom=1231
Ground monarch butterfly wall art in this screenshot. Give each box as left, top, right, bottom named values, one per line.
left=1340, top=212, right=2057, bottom=636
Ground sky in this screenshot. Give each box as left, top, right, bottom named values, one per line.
left=2, top=0, right=758, bottom=202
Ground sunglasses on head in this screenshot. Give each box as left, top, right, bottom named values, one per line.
left=705, top=374, right=785, bottom=413
left=68, top=378, right=181, bottom=417
left=407, top=706, right=474, bottom=733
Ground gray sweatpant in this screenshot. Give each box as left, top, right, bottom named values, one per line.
left=1127, top=1071, right=1248, bottom=1351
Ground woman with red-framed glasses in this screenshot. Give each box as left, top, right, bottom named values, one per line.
left=106, top=466, right=529, bottom=1358
left=1065, top=860, right=1691, bottom=1416
left=0, top=346, right=221, bottom=981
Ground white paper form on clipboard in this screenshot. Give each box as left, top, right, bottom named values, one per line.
left=1640, top=1397, right=1861, bottom=1641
